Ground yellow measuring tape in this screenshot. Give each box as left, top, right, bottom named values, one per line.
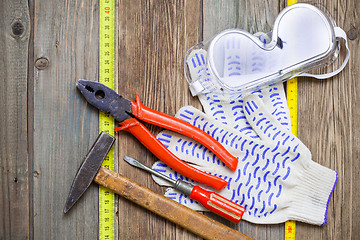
left=285, top=1, right=297, bottom=239
left=99, top=0, right=115, bottom=239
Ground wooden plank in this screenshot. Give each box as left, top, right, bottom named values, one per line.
left=32, top=0, right=100, bottom=239
left=202, top=0, right=286, bottom=39
left=296, top=0, right=360, bottom=239
left=116, top=0, right=201, bottom=239
left=8, top=0, right=356, bottom=239
left=0, top=0, right=31, bottom=239
left=202, top=1, right=284, bottom=239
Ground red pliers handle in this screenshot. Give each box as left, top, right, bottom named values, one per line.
left=115, top=94, right=238, bottom=190
left=76, top=80, right=238, bottom=190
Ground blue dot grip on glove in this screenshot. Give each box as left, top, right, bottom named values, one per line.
left=152, top=43, right=337, bottom=225
left=153, top=94, right=337, bottom=225
left=154, top=95, right=337, bottom=225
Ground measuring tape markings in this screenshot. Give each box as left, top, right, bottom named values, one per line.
left=285, top=1, right=297, bottom=240
left=99, top=0, right=115, bottom=239
left=99, top=0, right=299, bottom=239
left=285, top=79, right=297, bottom=240
left=287, top=78, right=298, bottom=136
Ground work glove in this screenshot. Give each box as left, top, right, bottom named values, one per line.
left=152, top=34, right=337, bottom=225
left=153, top=93, right=337, bottom=225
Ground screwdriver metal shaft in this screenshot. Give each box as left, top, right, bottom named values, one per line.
left=124, top=156, right=194, bottom=196
left=124, top=155, right=176, bottom=184
left=124, top=156, right=245, bottom=223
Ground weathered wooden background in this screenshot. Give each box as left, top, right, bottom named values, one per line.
left=1, top=0, right=359, bottom=239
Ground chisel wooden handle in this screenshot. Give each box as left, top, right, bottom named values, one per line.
left=94, top=166, right=253, bottom=240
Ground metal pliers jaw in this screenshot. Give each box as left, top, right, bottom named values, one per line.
left=77, top=79, right=132, bottom=122
left=77, top=80, right=239, bottom=190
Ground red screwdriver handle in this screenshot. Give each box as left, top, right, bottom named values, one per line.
left=115, top=118, right=228, bottom=190
left=131, top=94, right=238, bottom=171
left=189, top=186, right=245, bottom=223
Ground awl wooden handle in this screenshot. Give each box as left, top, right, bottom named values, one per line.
left=94, top=166, right=253, bottom=240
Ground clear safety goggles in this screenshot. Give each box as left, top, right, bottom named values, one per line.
left=185, top=3, right=350, bottom=96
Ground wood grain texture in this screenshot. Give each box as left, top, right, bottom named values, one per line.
left=1, top=0, right=359, bottom=239
left=95, top=166, right=253, bottom=240
left=116, top=1, right=201, bottom=239
left=0, top=0, right=30, bottom=239
left=202, top=1, right=285, bottom=239
left=203, top=0, right=286, bottom=39
left=296, top=0, right=360, bottom=239
left=32, top=0, right=100, bottom=239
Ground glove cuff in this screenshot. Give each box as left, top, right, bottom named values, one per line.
left=289, top=161, right=337, bottom=225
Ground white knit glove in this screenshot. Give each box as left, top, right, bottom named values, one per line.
left=152, top=36, right=337, bottom=225
left=153, top=93, right=337, bottom=225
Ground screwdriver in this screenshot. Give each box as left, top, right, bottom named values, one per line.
left=123, top=156, right=245, bottom=223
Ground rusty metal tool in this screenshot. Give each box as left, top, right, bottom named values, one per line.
left=76, top=79, right=239, bottom=190
left=64, top=132, right=253, bottom=240
left=123, top=156, right=245, bottom=223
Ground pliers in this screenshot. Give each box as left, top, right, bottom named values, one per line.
left=76, top=80, right=238, bottom=190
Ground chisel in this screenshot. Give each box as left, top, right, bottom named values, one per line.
left=124, top=156, right=245, bottom=223
left=64, top=132, right=253, bottom=240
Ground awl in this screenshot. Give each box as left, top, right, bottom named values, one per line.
left=124, top=156, right=245, bottom=223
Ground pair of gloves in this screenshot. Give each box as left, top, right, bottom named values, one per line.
left=151, top=35, right=337, bottom=226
